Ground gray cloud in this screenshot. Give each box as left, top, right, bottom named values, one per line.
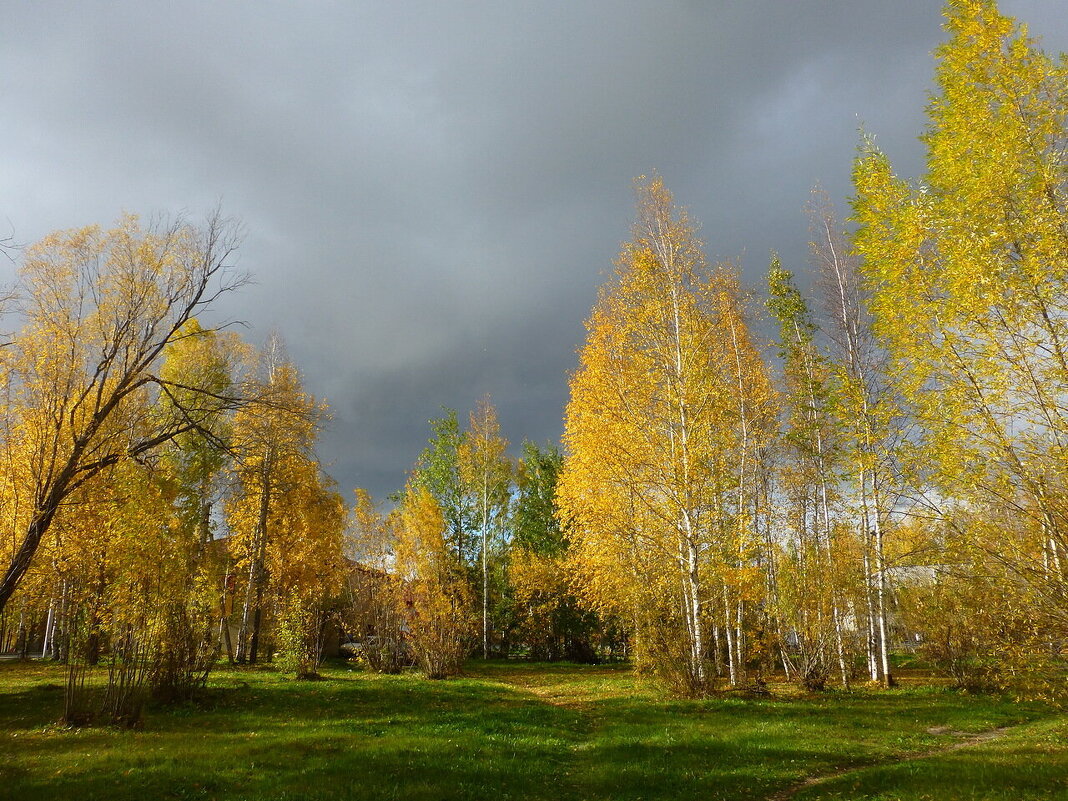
left=2, top=1, right=1066, bottom=498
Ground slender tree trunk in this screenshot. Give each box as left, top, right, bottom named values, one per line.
left=859, top=466, right=880, bottom=682
left=727, top=305, right=752, bottom=687
left=16, top=606, right=27, bottom=659
left=712, top=624, right=723, bottom=677
left=831, top=601, right=849, bottom=688
left=236, top=545, right=257, bottom=663
left=238, top=468, right=271, bottom=664
left=248, top=518, right=270, bottom=665
left=221, top=614, right=235, bottom=664
left=676, top=531, right=696, bottom=672
left=686, top=535, right=705, bottom=684
left=871, top=487, right=894, bottom=686
left=481, top=482, right=489, bottom=660
left=723, top=587, right=737, bottom=686
left=819, top=213, right=893, bottom=689
left=780, top=649, right=794, bottom=679
left=249, top=600, right=263, bottom=664
left=0, top=504, right=64, bottom=615
left=42, top=599, right=55, bottom=659
left=56, top=581, right=70, bottom=663
left=200, top=498, right=213, bottom=547
left=219, top=566, right=235, bottom=665
left=667, top=279, right=707, bottom=688
left=760, top=468, right=794, bottom=680
left=862, top=551, right=878, bottom=681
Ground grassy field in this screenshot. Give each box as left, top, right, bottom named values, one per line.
left=0, top=659, right=1065, bottom=801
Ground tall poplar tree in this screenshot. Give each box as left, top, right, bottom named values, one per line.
left=458, top=395, right=512, bottom=658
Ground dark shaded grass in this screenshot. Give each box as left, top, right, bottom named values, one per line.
left=0, top=659, right=1063, bottom=801
left=0, top=662, right=578, bottom=801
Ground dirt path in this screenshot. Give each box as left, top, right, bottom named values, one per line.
left=766, top=724, right=1018, bottom=801
left=471, top=664, right=635, bottom=709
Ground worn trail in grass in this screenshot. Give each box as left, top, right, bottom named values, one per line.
left=1, top=660, right=1065, bottom=801
left=786, top=715, right=1068, bottom=800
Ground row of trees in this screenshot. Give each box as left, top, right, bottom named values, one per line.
left=559, top=0, right=1066, bottom=698
left=344, top=400, right=608, bottom=679
left=313, top=0, right=1064, bottom=703
left=1, top=0, right=1062, bottom=711
left=0, top=216, right=599, bottom=712
left=852, top=0, right=1068, bottom=695
left=230, top=0, right=1067, bottom=700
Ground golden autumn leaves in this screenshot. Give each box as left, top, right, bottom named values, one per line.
left=0, top=0, right=1062, bottom=705
left=0, top=213, right=349, bottom=717
left=554, top=0, right=1066, bottom=697
left=559, top=177, right=776, bottom=694
left=851, top=0, right=1068, bottom=693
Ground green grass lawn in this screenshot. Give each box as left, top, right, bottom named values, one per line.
left=0, top=659, right=1065, bottom=801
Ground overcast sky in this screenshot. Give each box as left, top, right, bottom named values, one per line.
left=2, top=1, right=1066, bottom=499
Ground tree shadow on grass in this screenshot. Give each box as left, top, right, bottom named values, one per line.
left=0, top=665, right=585, bottom=801
left=565, top=690, right=1056, bottom=801
left=0, top=681, right=66, bottom=730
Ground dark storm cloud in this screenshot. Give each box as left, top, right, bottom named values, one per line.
left=2, top=1, right=1066, bottom=498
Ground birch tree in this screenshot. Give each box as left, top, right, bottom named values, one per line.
left=766, top=259, right=853, bottom=688
left=852, top=0, right=1068, bottom=689
left=392, top=485, right=475, bottom=679
left=810, top=192, right=899, bottom=687
left=559, top=177, right=773, bottom=695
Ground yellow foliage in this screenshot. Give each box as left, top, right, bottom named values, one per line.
left=853, top=0, right=1068, bottom=692
left=392, top=485, right=475, bottom=678
left=559, top=177, right=775, bottom=693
